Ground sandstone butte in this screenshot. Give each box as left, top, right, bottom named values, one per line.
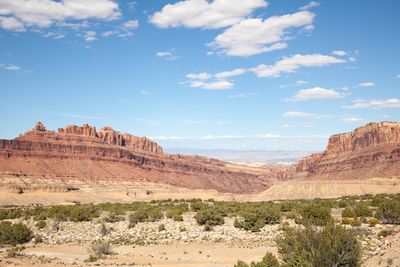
left=0, top=122, right=293, bottom=194
left=297, top=121, right=400, bottom=180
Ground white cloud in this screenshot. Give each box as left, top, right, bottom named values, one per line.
left=0, top=16, right=25, bottom=31
left=122, top=19, right=139, bottom=29
left=396, top=74, right=400, bottom=79
left=341, top=86, right=349, bottom=91
left=0, top=63, right=21, bottom=71
left=156, top=51, right=180, bottom=61
left=44, top=31, right=65, bottom=39
left=150, top=0, right=267, bottom=29
left=214, top=68, right=246, bottom=79
left=343, top=98, right=400, bottom=109
left=357, top=81, right=375, bottom=88
left=186, top=72, right=212, bottom=80
left=331, top=50, right=346, bottom=56
left=210, top=11, right=314, bottom=56
left=0, top=0, right=120, bottom=31
left=251, top=54, right=346, bottom=77
left=299, top=1, right=320, bottom=10
left=84, top=31, right=96, bottom=42
left=289, top=87, right=346, bottom=101
left=101, top=20, right=139, bottom=38
left=282, top=111, right=330, bottom=119
left=296, top=80, right=308, bottom=86
left=184, top=53, right=347, bottom=90
left=228, top=92, right=257, bottom=98
left=188, top=79, right=234, bottom=90
left=341, top=117, right=363, bottom=123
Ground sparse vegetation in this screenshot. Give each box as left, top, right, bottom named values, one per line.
left=90, top=239, right=112, bottom=256
left=0, top=222, right=32, bottom=245
left=376, top=198, right=400, bottom=224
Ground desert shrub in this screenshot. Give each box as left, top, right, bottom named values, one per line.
left=377, top=229, right=395, bottom=238
left=158, top=224, right=166, bottom=232
left=353, top=203, right=372, bottom=217
left=33, top=234, right=44, bottom=244
left=191, top=201, right=208, bottom=211
left=338, top=199, right=351, bottom=208
left=194, top=208, right=224, bottom=226
left=100, top=223, right=109, bottom=236
left=35, top=220, right=46, bottom=229
left=90, top=240, right=112, bottom=256
left=128, top=206, right=163, bottom=227
left=165, top=204, right=188, bottom=221
left=0, top=222, right=32, bottom=245
left=368, top=217, right=381, bottom=226
left=376, top=199, right=400, bottom=224
left=235, top=213, right=265, bottom=232
left=350, top=218, right=361, bottom=226
left=104, top=212, right=123, bottom=223
left=234, top=260, right=250, bottom=267
left=0, top=209, right=23, bottom=220
left=235, top=205, right=281, bottom=232
left=341, top=217, right=354, bottom=225
left=342, top=208, right=357, bottom=218
left=234, top=252, right=280, bottom=267
left=277, top=224, right=361, bottom=267
left=300, top=204, right=333, bottom=226
left=6, top=245, right=25, bottom=258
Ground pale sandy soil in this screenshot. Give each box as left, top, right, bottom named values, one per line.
left=1, top=177, right=399, bottom=206
left=0, top=243, right=276, bottom=267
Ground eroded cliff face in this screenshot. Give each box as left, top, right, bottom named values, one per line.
left=0, top=122, right=284, bottom=194
left=296, top=122, right=400, bottom=179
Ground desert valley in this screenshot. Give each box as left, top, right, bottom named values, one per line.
left=1, top=0, right=400, bottom=266
left=0, top=121, right=399, bottom=266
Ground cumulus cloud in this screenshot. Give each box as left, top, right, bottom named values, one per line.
left=331, top=50, right=346, bottom=56
left=282, top=111, right=331, bottom=119
left=251, top=54, right=346, bottom=77
left=288, top=87, right=346, bottom=101
left=210, top=11, right=315, bottom=56
left=150, top=0, right=267, bottom=29
left=156, top=51, right=180, bottom=61
left=0, top=63, right=21, bottom=71
left=299, top=1, right=320, bottom=10
left=184, top=53, right=347, bottom=90
left=0, top=0, right=120, bottom=31
left=341, top=117, right=363, bottom=123
left=343, top=98, right=400, bottom=109
left=357, top=81, right=375, bottom=88
left=0, top=16, right=25, bottom=31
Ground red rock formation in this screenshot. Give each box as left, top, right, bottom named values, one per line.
left=297, top=122, right=400, bottom=179
left=0, top=122, right=283, bottom=194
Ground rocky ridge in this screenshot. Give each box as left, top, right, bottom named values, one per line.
left=0, top=122, right=285, bottom=194
left=296, top=122, right=400, bottom=179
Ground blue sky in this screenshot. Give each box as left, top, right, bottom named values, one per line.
left=0, top=0, right=399, bottom=151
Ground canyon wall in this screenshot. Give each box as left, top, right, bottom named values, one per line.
left=296, top=122, right=400, bottom=179
left=0, top=122, right=285, bottom=194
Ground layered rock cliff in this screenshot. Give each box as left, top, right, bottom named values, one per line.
left=0, top=122, right=284, bottom=194
left=297, top=122, right=400, bottom=179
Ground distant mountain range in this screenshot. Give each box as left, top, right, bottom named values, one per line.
left=165, top=149, right=314, bottom=163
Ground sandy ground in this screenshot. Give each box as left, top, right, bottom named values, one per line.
left=0, top=243, right=276, bottom=267
left=0, top=177, right=399, bottom=206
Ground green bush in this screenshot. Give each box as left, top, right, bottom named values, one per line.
left=234, top=252, right=280, bottom=267
left=128, top=206, right=163, bottom=227
left=0, top=209, right=23, bottom=220
left=0, top=222, right=32, bottom=245
left=35, top=220, right=46, bottom=229
left=376, top=199, right=400, bottom=224
left=300, top=204, right=333, bottom=226
left=277, top=224, right=361, bottom=267
left=194, top=209, right=224, bottom=226
left=342, top=208, right=357, bottom=218
left=235, top=213, right=265, bottom=232
left=353, top=203, right=372, bottom=217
